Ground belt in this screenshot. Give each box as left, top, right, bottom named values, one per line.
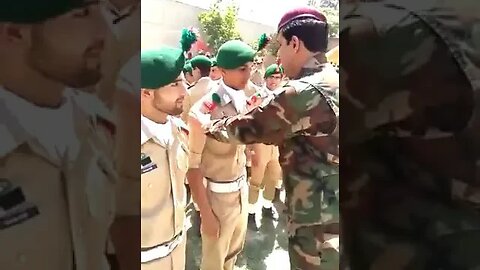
left=206, top=173, right=247, bottom=193
left=140, top=231, right=184, bottom=263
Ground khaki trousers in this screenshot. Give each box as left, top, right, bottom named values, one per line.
left=249, top=145, right=282, bottom=204
left=201, top=184, right=249, bottom=270
left=141, top=236, right=186, bottom=270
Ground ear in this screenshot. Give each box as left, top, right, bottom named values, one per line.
left=291, top=36, right=301, bottom=53
left=0, top=23, right=31, bottom=46
left=141, top=89, right=152, bottom=98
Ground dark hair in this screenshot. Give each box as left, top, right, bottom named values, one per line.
left=280, top=18, right=328, bottom=52
left=195, top=63, right=211, bottom=77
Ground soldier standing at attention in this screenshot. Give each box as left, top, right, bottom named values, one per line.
left=139, top=31, right=196, bottom=269
left=187, top=40, right=256, bottom=270
left=204, top=7, right=340, bottom=269
left=0, top=1, right=118, bottom=269
left=247, top=64, right=285, bottom=230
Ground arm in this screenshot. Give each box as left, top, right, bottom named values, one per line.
left=206, top=85, right=337, bottom=145
left=109, top=72, right=141, bottom=270
left=186, top=112, right=215, bottom=221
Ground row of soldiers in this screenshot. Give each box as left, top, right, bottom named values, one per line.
left=136, top=6, right=340, bottom=270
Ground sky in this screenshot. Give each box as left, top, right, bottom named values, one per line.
left=176, top=0, right=311, bottom=27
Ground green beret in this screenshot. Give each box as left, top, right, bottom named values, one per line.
left=0, top=0, right=88, bottom=23
left=190, top=55, right=212, bottom=68
left=211, top=57, right=217, bottom=67
left=264, top=64, right=284, bottom=78
left=141, top=47, right=185, bottom=89
left=183, top=62, right=193, bottom=74
left=216, top=40, right=256, bottom=70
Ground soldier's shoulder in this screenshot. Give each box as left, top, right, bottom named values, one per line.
left=69, top=90, right=116, bottom=137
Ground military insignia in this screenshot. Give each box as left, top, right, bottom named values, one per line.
left=96, top=115, right=116, bottom=137
left=141, top=154, right=157, bottom=174
left=180, top=126, right=189, bottom=136
left=0, top=179, right=39, bottom=230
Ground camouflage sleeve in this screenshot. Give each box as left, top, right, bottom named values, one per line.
left=205, top=83, right=337, bottom=145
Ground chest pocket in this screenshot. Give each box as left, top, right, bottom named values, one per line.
left=205, top=104, right=239, bottom=156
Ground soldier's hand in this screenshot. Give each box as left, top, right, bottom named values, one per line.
left=200, top=210, right=220, bottom=238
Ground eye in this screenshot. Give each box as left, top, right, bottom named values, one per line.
left=171, top=82, right=179, bottom=87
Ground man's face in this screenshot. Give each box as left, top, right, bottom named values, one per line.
left=277, top=32, right=298, bottom=78
left=221, top=62, right=253, bottom=89
left=192, top=67, right=202, bottom=81
left=209, top=66, right=221, bottom=80
left=27, top=2, right=107, bottom=88
left=184, top=72, right=195, bottom=84
left=265, top=74, right=282, bottom=90
left=149, top=75, right=187, bottom=116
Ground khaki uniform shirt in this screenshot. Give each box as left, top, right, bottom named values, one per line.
left=181, top=77, right=218, bottom=123
left=0, top=88, right=116, bottom=270
left=188, top=82, right=248, bottom=181
left=140, top=116, right=188, bottom=247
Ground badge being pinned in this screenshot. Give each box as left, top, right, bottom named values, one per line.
left=141, top=153, right=157, bottom=174
left=246, top=92, right=262, bottom=108
left=201, top=93, right=221, bottom=113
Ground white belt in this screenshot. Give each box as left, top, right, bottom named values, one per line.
left=141, top=231, right=184, bottom=263
left=206, top=173, right=247, bottom=193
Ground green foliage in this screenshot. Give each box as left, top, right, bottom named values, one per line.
left=198, top=0, right=242, bottom=54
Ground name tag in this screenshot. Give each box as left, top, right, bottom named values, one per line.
left=141, top=153, right=157, bottom=174
left=0, top=179, right=39, bottom=230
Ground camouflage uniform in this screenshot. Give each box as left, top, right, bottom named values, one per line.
left=206, top=54, right=340, bottom=269
left=341, top=0, right=480, bottom=269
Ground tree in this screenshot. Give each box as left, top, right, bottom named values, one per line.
left=198, top=0, right=242, bottom=54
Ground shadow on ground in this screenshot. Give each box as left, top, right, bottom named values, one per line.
left=185, top=201, right=290, bottom=270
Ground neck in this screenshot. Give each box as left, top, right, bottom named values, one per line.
left=141, top=106, right=168, bottom=124
left=291, top=52, right=326, bottom=79
left=223, top=80, right=243, bottom=90
left=0, top=62, right=65, bottom=107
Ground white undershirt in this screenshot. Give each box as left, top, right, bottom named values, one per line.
left=0, top=87, right=78, bottom=165
left=221, top=81, right=247, bottom=113
left=141, top=115, right=173, bottom=148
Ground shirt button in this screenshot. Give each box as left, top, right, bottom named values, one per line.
left=17, top=254, right=27, bottom=263
left=148, top=183, right=152, bottom=188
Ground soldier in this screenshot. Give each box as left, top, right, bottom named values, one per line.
left=247, top=64, right=285, bottom=230
left=203, top=7, right=340, bottom=269
left=0, top=1, right=117, bottom=270
left=187, top=40, right=256, bottom=270
left=341, top=0, right=480, bottom=268
left=250, top=56, right=265, bottom=87
left=182, top=55, right=214, bottom=121
left=139, top=47, right=190, bottom=270
left=209, top=57, right=222, bottom=81
left=183, top=62, right=196, bottom=87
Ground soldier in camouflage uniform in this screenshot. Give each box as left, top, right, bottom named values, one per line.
left=341, top=0, right=480, bottom=269
left=204, top=7, right=340, bottom=269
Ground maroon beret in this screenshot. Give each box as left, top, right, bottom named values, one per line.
left=277, top=6, right=327, bottom=31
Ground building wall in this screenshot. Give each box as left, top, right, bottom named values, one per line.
left=142, top=0, right=338, bottom=51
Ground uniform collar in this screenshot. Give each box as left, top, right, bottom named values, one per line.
left=219, top=81, right=247, bottom=113
left=0, top=87, right=80, bottom=166
left=141, top=115, right=173, bottom=147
